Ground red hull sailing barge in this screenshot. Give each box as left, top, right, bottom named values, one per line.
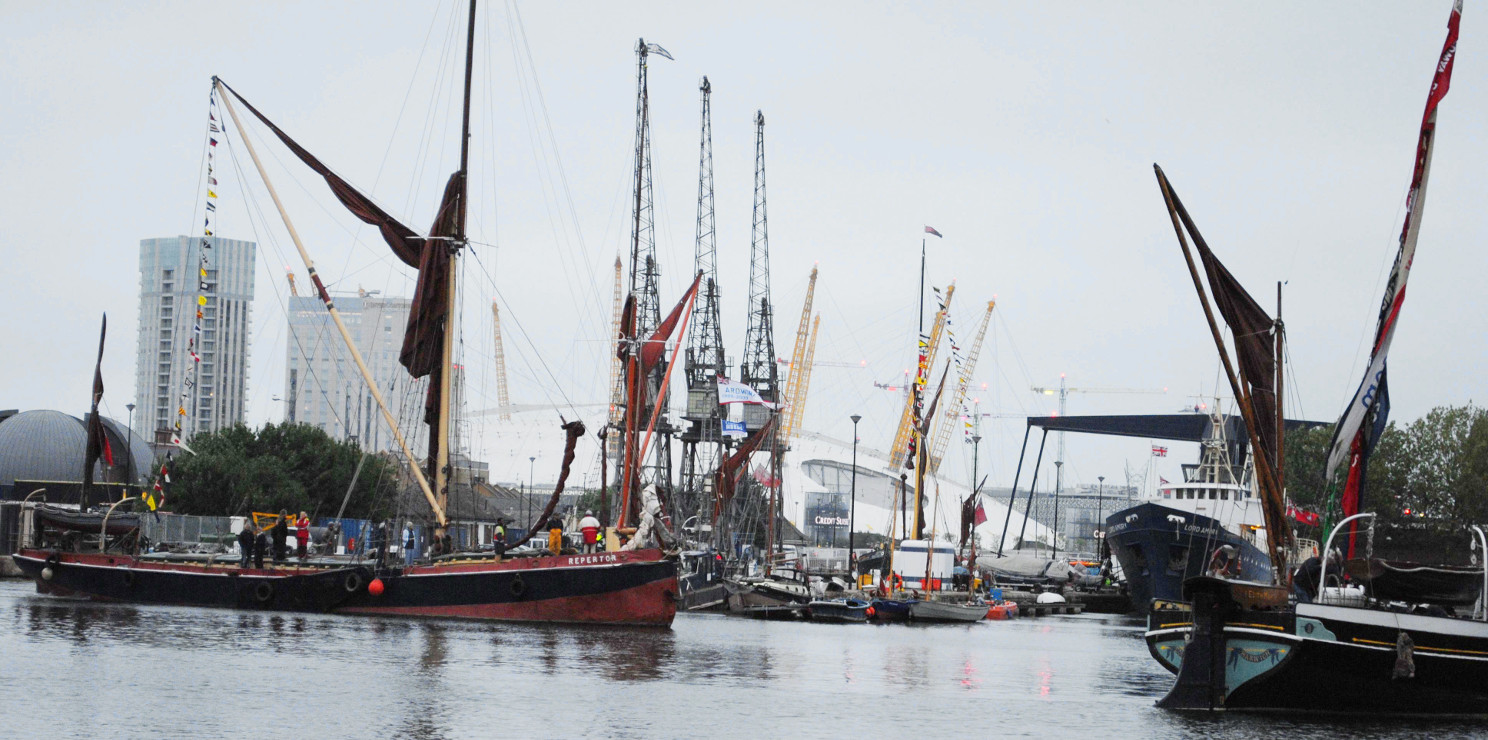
left=18, top=0, right=679, bottom=627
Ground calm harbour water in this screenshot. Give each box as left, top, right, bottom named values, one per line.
left=0, top=579, right=1482, bottom=740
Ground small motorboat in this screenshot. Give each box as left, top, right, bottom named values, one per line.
left=985, top=602, right=1017, bottom=620
left=870, top=598, right=914, bottom=622
left=908, top=599, right=987, bottom=623
left=806, top=598, right=871, bottom=623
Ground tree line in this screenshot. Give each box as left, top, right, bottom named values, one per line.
left=1285, top=404, right=1488, bottom=555
left=166, top=422, right=399, bottom=521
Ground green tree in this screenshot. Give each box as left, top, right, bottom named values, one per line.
left=167, top=422, right=398, bottom=521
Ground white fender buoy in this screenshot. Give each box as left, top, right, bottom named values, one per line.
left=1036, top=591, right=1067, bottom=604
left=41, top=567, right=53, bottom=581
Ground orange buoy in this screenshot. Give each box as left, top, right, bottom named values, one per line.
left=866, top=606, right=876, bottom=618
left=368, top=578, right=385, bottom=596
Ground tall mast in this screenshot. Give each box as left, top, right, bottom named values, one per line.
left=681, top=76, right=726, bottom=530
left=433, top=0, right=477, bottom=529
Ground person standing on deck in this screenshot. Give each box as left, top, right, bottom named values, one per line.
left=547, top=516, right=564, bottom=555
left=237, top=524, right=256, bottom=569
left=253, top=526, right=269, bottom=569
left=493, top=519, right=507, bottom=559
left=579, top=511, right=601, bottom=554
left=403, top=523, right=417, bottom=566
left=295, top=512, right=311, bottom=560
left=271, top=511, right=289, bottom=564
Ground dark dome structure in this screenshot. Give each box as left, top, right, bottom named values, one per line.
left=0, top=409, right=152, bottom=489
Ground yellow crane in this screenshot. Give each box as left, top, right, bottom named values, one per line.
left=779, top=266, right=818, bottom=440
left=782, top=315, right=821, bottom=439
left=491, top=299, right=511, bottom=421
left=285, top=268, right=299, bottom=296
left=889, top=282, right=955, bottom=469
left=929, top=299, right=995, bottom=474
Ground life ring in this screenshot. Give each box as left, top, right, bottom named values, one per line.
left=122, top=570, right=137, bottom=588
left=344, top=571, right=363, bottom=593
left=509, top=574, right=527, bottom=598
left=890, top=572, right=904, bottom=590
left=254, top=581, right=274, bottom=603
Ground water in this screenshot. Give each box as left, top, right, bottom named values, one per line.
left=0, top=580, right=1481, bottom=739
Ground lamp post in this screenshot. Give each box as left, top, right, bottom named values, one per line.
left=125, top=403, right=136, bottom=485
left=849, top=414, right=861, bottom=567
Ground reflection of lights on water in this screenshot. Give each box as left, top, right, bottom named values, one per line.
left=1036, top=657, right=1052, bottom=698
left=960, top=658, right=981, bottom=690
left=844, top=653, right=855, bottom=684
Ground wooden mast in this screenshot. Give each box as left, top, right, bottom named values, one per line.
left=1154, top=165, right=1288, bottom=580
left=435, top=0, right=477, bottom=537
left=215, top=81, right=445, bottom=526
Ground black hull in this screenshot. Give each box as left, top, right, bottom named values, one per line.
left=14, top=549, right=678, bottom=625
left=1146, top=577, right=1488, bottom=714
left=1105, top=502, right=1270, bottom=614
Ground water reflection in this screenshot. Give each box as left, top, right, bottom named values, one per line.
left=6, top=582, right=1484, bottom=740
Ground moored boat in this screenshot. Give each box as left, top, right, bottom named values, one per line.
left=909, top=599, right=986, bottom=623
left=806, top=598, right=871, bottom=623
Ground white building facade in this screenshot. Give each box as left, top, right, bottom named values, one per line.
left=284, top=292, right=429, bottom=452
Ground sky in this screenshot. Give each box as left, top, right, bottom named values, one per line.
left=2, top=1, right=1484, bottom=494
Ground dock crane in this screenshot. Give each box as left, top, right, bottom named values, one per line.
left=889, top=282, right=954, bottom=469
left=779, top=266, right=818, bottom=440
left=928, top=299, right=995, bottom=474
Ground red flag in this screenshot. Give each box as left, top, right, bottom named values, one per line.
left=924, top=225, right=942, bottom=238
left=973, top=498, right=988, bottom=526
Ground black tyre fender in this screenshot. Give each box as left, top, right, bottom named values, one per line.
left=509, top=573, right=527, bottom=598
left=344, top=571, right=363, bottom=593
left=254, top=580, right=274, bottom=603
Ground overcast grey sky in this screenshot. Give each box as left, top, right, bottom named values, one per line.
left=2, top=1, right=1483, bottom=491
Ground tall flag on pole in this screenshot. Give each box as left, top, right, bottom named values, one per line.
left=1326, top=0, right=1460, bottom=551
left=924, top=225, right=942, bottom=238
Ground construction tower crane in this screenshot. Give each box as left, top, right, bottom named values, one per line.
left=929, top=299, right=995, bottom=474
left=889, top=282, right=955, bottom=469
left=681, top=75, right=728, bottom=526
left=783, top=315, right=821, bottom=440
left=1031, top=375, right=1168, bottom=494
left=285, top=268, right=299, bottom=296
left=779, top=266, right=818, bottom=440
left=490, top=299, right=511, bottom=421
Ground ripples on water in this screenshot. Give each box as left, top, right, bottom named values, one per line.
left=0, top=580, right=1482, bottom=739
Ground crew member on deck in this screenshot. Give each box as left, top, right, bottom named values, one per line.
left=238, top=524, right=256, bottom=569
left=547, top=516, right=564, bottom=555
left=404, top=523, right=418, bottom=566
left=295, top=511, right=311, bottom=560
left=253, top=526, right=269, bottom=569
left=579, top=511, right=601, bottom=554
left=272, top=511, right=289, bottom=564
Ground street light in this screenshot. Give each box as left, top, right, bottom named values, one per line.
left=125, top=403, right=136, bottom=485
left=849, top=414, right=861, bottom=568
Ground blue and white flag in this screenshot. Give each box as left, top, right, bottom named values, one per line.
left=717, top=375, right=776, bottom=408
left=721, top=419, right=748, bottom=438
